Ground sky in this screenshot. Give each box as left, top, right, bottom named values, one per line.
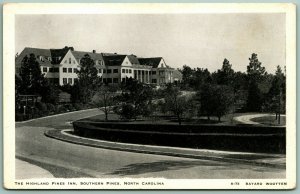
left=15, top=14, right=285, bottom=73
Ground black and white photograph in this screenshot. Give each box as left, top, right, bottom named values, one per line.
left=3, top=3, right=296, bottom=189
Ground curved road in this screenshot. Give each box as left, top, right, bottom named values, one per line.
left=16, top=109, right=285, bottom=179
left=234, top=113, right=286, bottom=125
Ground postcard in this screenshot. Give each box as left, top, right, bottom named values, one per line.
left=3, top=3, right=296, bottom=189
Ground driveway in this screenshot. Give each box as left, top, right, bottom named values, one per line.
left=15, top=109, right=285, bottom=179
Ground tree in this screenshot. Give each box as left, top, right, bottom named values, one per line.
left=266, top=65, right=286, bottom=123
left=163, top=84, right=193, bottom=125
left=19, top=54, right=45, bottom=95
left=181, top=65, right=194, bottom=87
left=246, top=53, right=266, bottom=111
left=40, top=80, right=60, bottom=104
left=192, top=68, right=212, bottom=90
left=76, top=54, right=100, bottom=104
left=92, top=85, right=117, bottom=121
left=115, top=78, right=153, bottom=120
left=197, top=84, right=234, bottom=121
left=214, top=58, right=235, bottom=86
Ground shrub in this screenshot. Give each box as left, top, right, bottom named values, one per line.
left=46, top=103, right=55, bottom=113
left=74, top=103, right=84, bottom=111
left=35, top=102, right=47, bottom=112
left=15, top=113, right=24, bottom=121
left=119, top=103, right=136, bottom=120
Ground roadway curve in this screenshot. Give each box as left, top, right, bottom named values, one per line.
left=234, top=113, right=286, bottom=125
left=16, top=109, right=285, bottom=179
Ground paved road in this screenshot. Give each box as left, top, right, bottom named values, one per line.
left=16, top=109, right=285, bottom=179
left=234, top=113, right=286, bottom=125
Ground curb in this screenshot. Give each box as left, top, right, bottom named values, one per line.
left=45, top=129, right=286, bottom=169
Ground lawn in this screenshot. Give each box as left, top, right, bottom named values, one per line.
left=81, top=112, right=258, bottom=126
left=251, top=115, right=286, bottom=126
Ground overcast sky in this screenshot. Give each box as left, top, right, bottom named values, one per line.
left=15, top=14, right=285, bottom=73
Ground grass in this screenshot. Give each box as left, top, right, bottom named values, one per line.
left=82, top=112, right=258, bottom=126
left=251, top=116, right=286, bottom=126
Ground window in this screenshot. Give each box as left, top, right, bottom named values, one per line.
left=113, top=78, right=118, bottom=83
left=113, top=69, right=118, bottom=73
left=73, top=60, right=76, bottom=64
left=102, top=78, right=107, bottom=83
left=107, top=69, right=112, bottom=74
left=69, top=58, right=72, bottom=64
left=99, top=69, right=102, bottom=73
left=122, top=69, right=125, bottom=73
left=63, top=68, right=67, bottom=73
left=49, top=68, right=54, bottom=72
left=74, top=68, right=78, bottom=73
left=107, top=78, right=112, bottom=83
left=47, top=57, right=51, bottom=61
left=68, top=78, right=72, bottom=84
left=126, top=69, right=129, bottom=73
left=43, top=67, right=47, bottom=72
left=68, top=68, right=72, bottom=73
left=152, top=79, right=157, bottom=83
left=53, top=68, right=59, bottom=73
left=159, top=71, right=164, bottom=75
left=129, top=69, right=132, bottom=73
left=152, top=71, right=156, bottom=75
left=63, top=78, right=67, bottom=85
left=103, top=69, right=106, bottom=73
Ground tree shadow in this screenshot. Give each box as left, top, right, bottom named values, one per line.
left=106, top=160, right=233, bottom=176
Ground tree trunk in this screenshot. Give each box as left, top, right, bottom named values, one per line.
left=177, top=114, right=182, bottom=125
left=105, top=111, right=108, bottom=121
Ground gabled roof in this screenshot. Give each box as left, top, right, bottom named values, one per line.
left=50, top=48, right=69, bottom=64
left=138, top=57, right=163, bottom=68
left=102, top=55, right=127, bottom=66
left=72, top=51, right=104, bottom=62
left=127, top=55, right=140, bottom=65
left=16, top=47, right=52, bottom=66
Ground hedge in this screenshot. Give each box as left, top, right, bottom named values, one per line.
left=73, top=121, right=286, bottom=154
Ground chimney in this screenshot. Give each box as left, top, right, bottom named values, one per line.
left=93, top=50, right=96, bottom=53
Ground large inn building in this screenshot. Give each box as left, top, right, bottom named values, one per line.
left=15, top=46, right=182, bottom=86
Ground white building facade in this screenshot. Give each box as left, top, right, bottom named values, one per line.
left=15, top=46, right=181, bottom=86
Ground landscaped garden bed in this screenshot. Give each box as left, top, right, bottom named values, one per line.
left=73, top=120, right=286, bottom=154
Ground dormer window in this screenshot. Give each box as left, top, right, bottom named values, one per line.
left=39, top=56, right=44, bottom=62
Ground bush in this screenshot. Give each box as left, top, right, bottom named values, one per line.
left=35, top=102, right=47, bottom=112
left=74, top=103, right=84, bottom=111
left=114, top=103, right=136, bottom=120
left=15, top=113, right=24, bottom=121
left=46, top=103, right=55, bottom=113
